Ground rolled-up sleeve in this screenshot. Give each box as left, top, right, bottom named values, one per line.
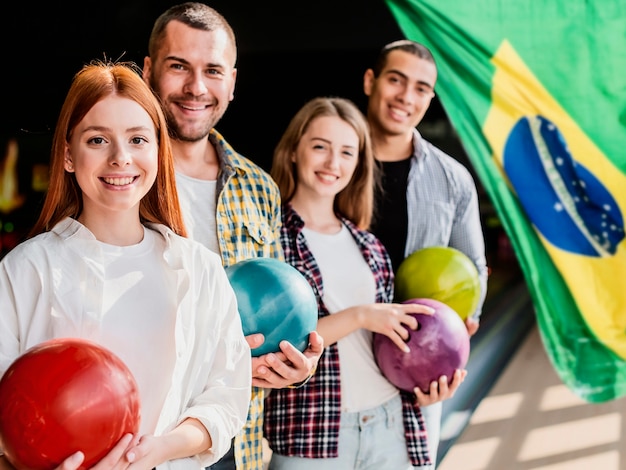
left=157, top=235, right=251, bottom=467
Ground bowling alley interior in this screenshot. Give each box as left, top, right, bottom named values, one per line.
left=2, top=1, right=626, bottom=469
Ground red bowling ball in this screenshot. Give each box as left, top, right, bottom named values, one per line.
left=0, top=338, right=141, bottom=470
left=373, top=298, right=470, bottom=393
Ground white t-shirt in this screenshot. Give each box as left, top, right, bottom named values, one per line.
left=303, top=225, right=399, bottom=412
left=175, top=172, right=220, bottom=255
left=98, top=227, right=176, bottom=435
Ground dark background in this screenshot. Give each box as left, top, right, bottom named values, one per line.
left=2, top=0, right=459, bottom=165
left=0, top=0, right=482, bottom=255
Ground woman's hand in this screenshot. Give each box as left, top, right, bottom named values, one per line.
left=54, top=434, right=139, bottom=470
left=0, top=454, right=15, bottom=470
left=414, top=369, right=468, bottom=406
left=361, top=302, right=435, bottom=353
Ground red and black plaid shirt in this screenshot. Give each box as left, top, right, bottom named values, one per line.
left=263, top=204, right=431, bottom=466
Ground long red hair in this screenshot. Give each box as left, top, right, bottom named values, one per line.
left=29, top=60, right=186, bottom=238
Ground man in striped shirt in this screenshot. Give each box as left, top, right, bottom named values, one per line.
left=364, top=39, right=489, bottom=468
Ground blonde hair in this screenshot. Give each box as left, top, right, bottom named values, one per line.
left=271, top=97, right=377, bottom=229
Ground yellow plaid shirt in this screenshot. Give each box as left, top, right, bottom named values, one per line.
left=210, top=129, right=283, bottom=469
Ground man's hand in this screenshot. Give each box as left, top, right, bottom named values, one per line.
left=249, top=331, right=323, bottom=389
left=465, top=317, right=479, bottom=337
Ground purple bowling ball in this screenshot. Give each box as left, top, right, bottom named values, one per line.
left=373, top=298, right=470, bottom=393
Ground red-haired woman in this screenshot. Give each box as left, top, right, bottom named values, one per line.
left=0, top=61, right=250, bottom=469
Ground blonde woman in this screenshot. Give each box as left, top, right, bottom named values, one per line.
left=265, top=97, right=466, bottom=469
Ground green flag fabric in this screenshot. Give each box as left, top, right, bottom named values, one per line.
left=385, top=0, right=626, bottom=403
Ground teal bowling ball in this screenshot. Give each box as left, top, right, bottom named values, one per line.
left=225, top=257, right=318, bottom=357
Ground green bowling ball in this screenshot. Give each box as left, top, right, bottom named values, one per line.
left=394, top=246, right=480, bottom=320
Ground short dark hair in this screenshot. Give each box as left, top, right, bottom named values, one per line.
left=148, top=2, right=237, bottom=64
left=372, top=39, right=436, bottom=77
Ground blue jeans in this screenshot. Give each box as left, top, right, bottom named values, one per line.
left=207, top=439, right=236, bottom=470
left=421, top=401, right=442, bottom=467
left=269, top=395, right=432, bottom=469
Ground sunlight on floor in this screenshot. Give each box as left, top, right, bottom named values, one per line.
left=470, top=392, right=524, bottom=423
left=539, top=384, right=587, bottom=411
left=437, top=327, right=626, bottom=470
left=528, top=451, right=620, bottom=469
left=518, top=414, right=621, bottom=460
left=439, top=437, right=501, bottom=470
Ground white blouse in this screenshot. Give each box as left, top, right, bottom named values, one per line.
left=0, top=217, right=251, bottom=469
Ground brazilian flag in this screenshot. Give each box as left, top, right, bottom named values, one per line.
left=385, top=0, right=626, bottom=403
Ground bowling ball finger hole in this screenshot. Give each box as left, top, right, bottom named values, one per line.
left=405, top=323, right=422, bottom=342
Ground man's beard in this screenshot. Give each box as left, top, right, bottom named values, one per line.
left=149, top=75, right=220, bottom=142
left=165, top=112, right=213, bottom=143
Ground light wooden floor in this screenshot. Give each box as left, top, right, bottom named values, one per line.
left=438, top=325, right=626, bottom=470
